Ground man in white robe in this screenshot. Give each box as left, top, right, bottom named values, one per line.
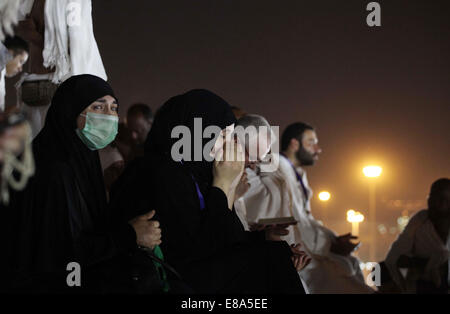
left=235, top=121, right=373, bottom=294
left=385, top=178, right=449, bottom=293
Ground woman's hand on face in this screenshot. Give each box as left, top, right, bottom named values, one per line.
left=212, top=138, right=245, bottom=195
left=128, top=210, right=162, bottom=249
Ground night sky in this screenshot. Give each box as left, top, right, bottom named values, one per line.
left=6, top=0, right=450, bottom=260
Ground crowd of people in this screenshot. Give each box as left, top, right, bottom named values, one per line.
left=0, top=0, right=448, bottom=295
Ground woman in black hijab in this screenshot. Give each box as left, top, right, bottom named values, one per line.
left=110, top=89, right=305, bottom=294
left=9, top=75, right=144, bottom=293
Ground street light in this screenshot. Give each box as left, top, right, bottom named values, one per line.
left=347, top=209, right=364, bottom=237
left=363, top=165, right=382, bottom=262
left=363, top=166, right=382, bottom=178
left=318, top=191, right=331, bottom=201
left=318, top=191, right=331, bottom=223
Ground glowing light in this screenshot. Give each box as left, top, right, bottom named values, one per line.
left=397, top=215, right=410, bottom=232
left=347, top=209, right=364, bottom=223
left=363, top=165, right=382, bottom=178
left=318, top=191, right=331, bottom=202
left=378, top=224, right=387, bottom=235
left=366, top=262, right=375, bottom=271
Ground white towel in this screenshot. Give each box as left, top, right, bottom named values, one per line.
left=43, top=0, right=107, bottom=83
left=0, top=0, right=21, bottom=40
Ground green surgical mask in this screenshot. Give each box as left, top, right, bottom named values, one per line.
left=76, top=112, right=118, bottom=150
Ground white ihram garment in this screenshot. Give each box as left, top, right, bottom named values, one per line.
left=235, top=155, right=373, bottom=294
left=385, top=210, right=449, bottom=293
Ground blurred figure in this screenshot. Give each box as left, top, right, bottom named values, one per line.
left=385, top=178, right=450, bottom=294
left=1, top=36, right=29, bottom=111
left=99, top=123, right=134, bottom=193
left=0, top=110, right=35, bottom=293
left=101, top=104, right=153, bottom=193
left=0, top=110, right=34, bottom=204
left=127, top=103, right=153, bottom=148
left=114, top=122, right=135, bottom=163
left=230, top=105, right=247, bottom=120
left=237, top=121, right=373, bottom=293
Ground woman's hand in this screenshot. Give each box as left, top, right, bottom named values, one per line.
left=212, top=139, right=245, bottom=208
left=128, top=210, right=162, bottom=249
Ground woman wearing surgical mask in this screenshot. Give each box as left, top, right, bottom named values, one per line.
left=8, top=75, right=161, bottom=293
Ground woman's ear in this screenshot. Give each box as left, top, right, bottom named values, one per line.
left=76, top=109, right=88, bottom=130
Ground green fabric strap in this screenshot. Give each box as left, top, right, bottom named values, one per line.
left=153, top=245, right=170, bottom=292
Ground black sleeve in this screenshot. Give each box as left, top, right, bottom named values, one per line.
left=74, top=220, right=137, bottom=268
left=245, top=230, right=267, bottom=243
left=56, top=165, right=137, bottom=269
left=159, top=182, right=250, bottom=266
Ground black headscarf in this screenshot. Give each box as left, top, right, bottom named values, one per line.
left=144, top=89, right=236, bottom=189
left=33, top=74, right=116, bottom=221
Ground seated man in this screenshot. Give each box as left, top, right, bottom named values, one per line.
left=385, top=178, right=449, bottom=294
left=235, top=118, right=373, bottom=294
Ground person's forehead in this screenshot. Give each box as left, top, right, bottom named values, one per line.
left=92, top=95, right=117, bottom=104
left=12, top=51, right=28, bottom=59
left=303, top=129, right=317, bottom=140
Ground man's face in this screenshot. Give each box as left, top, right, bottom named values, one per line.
left=5, top=51, right=28, bottom=78
left=127, top=113, right=152, bottom=145
left=295, top=129, right=322, bottom=166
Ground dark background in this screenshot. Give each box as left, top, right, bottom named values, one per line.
left=6, top=0, right=450, bottom=261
